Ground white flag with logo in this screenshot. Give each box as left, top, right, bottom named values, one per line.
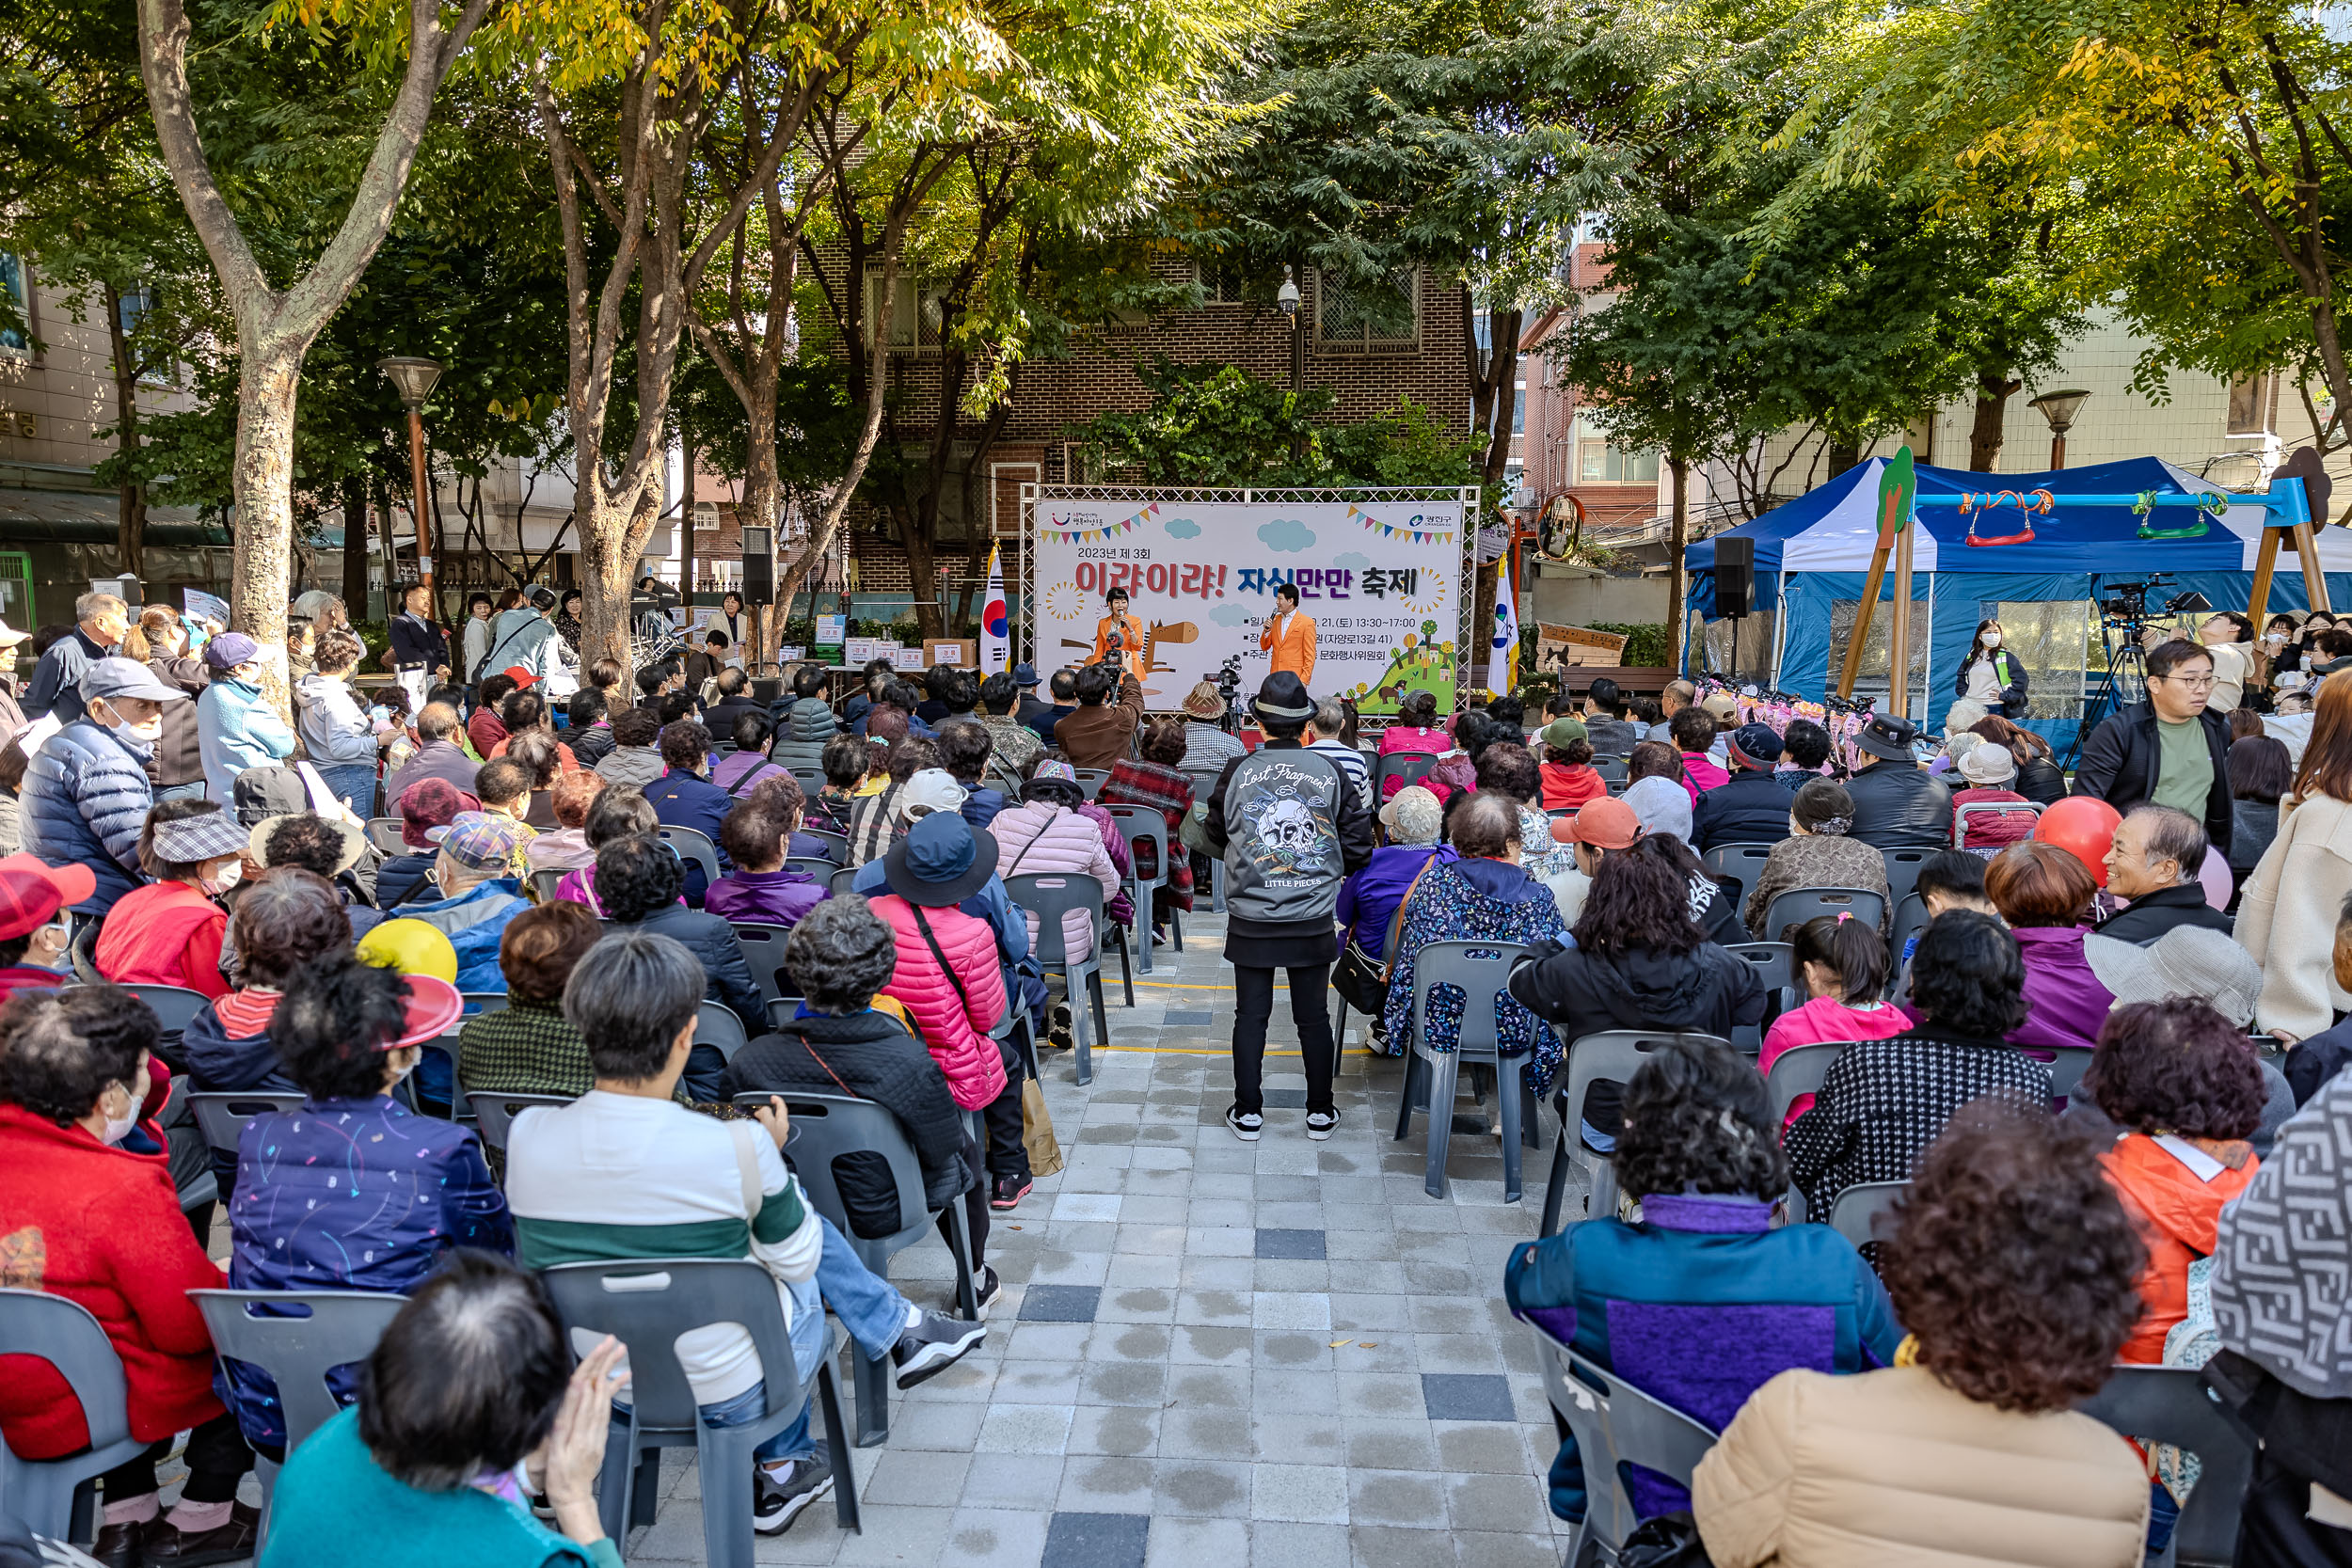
left=1487, top=554, right=1519, bottom=697
left=980, top=542, right=1010, bottom=675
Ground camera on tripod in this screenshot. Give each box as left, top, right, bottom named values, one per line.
left=1213, top=651, right=1245, bottom=731
left=2099, top=576, right=2210, bottom=627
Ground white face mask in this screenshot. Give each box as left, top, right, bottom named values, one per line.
left=99, top=1085, right=136, bottom=1146
left=1980, top=631, right=2002, bottom=649
left=200, top=860, right=243, bottom=896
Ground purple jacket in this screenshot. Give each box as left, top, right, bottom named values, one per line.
left=705, top=865, right=827, bottom=928
left=2007, top=926, right=2116, bottom=1053
left=1336, top=844, right=1457, bottom=958
left=711, top=752, right=787, bottom=795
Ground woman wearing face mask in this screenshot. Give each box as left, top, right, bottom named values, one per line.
left=94, top=801, right=250, bottom=997
left=195, top=633, right=297, bottom=804
left=0, top=985, right=263, bottom=1567
left=1951, top=618, right=2027, bottom=721
left=0, top=617, right=32, bottom=754
left=0, top=854, right=91, bottom=1002
left=215, top=951, right=505, bottom=1464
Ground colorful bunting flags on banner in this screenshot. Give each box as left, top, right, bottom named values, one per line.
left=1041, top=501, right=1160, bottom=543
left=1344, top=502, right=1454, bottom=543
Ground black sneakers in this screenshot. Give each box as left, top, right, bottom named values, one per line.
left=1307, top=1108, right=1341, bottom=1141
left=1226, top=1107, right=1263, bottom=1142
left=891, top=1309, right=987, bottom=1388
left=991, top=1173, right=1033, bottom=1211
left=754, top=1443, right=834, bottom=1533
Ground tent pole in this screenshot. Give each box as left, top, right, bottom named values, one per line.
left=1888, top=519, right=1915, bottom=721
left=1837, top=542, right=1891, bottom=700
left=2249, top=526, right=2283, bottom=630
left=2294, top=522, right=2333, bottom=614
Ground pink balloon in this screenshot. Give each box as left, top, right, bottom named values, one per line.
left=2199, top=846, right=2233, bottom=911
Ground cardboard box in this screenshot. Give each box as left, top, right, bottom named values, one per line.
left=925, top=639, right=977, bottom=668
left=1535, top=622, right=1629, bottom=670
left=888, top=646, right=927, bottom=673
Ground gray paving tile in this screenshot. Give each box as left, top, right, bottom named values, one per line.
left=834, top=1502, right=954, bottom=1566
left=960, top=1449, right=1070, bottom=1510
left=1042, top=1510, right=1152, bottom=1568
left=1253, top=1461, right=1351, bottom=1523
left=1256, top=1227, right=1329, bottom=1259
left=977, top=1402, right=1076, bottom=1454
left=1347, top=1465, right=1451, bottom=1527
left=1421, top=1371, right=1518, bottom=1422
left=1348, top=1523, right=1456, bottom=1568
left=945, top=1508, right=1054, bottom=1568
left=1067, top=1403, right=1162, bottom=1458
left=1140, top=1515, right=1250, bottom=1568
left=1444, top=1469, right=1552, bottom=1535
left=1022, top=1284, right=1104, bottom=1323
left=1255, top=1520, right=1354, bottom=1568
left=1151, top=1457, right=1251, bottom=1517
left=1058, top=1454, right=1158, bottom=1513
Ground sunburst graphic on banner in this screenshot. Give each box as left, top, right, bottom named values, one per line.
left=1045, top=580, right=1089, bottom=622
left=1399, top=588, right=1445, bottom=614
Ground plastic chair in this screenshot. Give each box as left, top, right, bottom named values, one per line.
left=121, top=984, right=214, bottom=1038
left=187, top=1089, right=306, bottom=1155
left=1391, top=942, right=1543, bottom=1203
left=1370, top=752, right=1440, bottom=815
left=657, top=825, right=723, bottom=896
left=1700, top=842, right=1778, bottom=890
left=1884, top=892, right=1929, bottom=999
left=1591, top=755, right=1629, bottom=786
left=68, top=922, right=101, bottom=986
left=2076, top=1366, right=2253, bottom=1568
left=1764, top=1039, right=1850, bottom=1126
left=1954, top=799, right=2042, bottom=847
left=464, top=1091, right=573, bottom=1151
left=1759, top=886, right=1886, bottom=942
left=461, top=991, right=510, bottom=1015
left=1882, top=847, right=1935, bottom=912
left=732, top=1090, right=977, bottom=1447
left=797, top=828, right=850, bottom=865
left=1073, top=768, right=1109, bottom=800
left=2042, top=1046, right=2093, bottom=1101
left=729, top=923, right=798, bottom=1022
left=828, top=866, right=862, bottom=898
left=1723, top=942, right=1795, bottom=1049
left=402, top=1037, right=463, bottom=1119
left=1540, top=1031, right=1729, bottom=1233
left=1005, top=874, right=1110, bottom=1086
left=1823, top=1180, right=1906, bottom=1251
left=530, top=867, right=565, bottom=903
left=696, top=1001, right=750, bottom=1065
left=1528, top=1323, right=1718, bottom=1568
left=785, top=857, right=835, bottom=882
left=788, top=768, right=827, bottom=794
left=363, top=817, right=406, bottom=856
left=187, top=1290, right=409, bottom=1539
left=0, top=1291, right=151, bottom=1544
left=1101, top=805, right=1182, bottom=974
left=540, top=1259, right=861, bottom=1562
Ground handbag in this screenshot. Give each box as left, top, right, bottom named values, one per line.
left=1616, top=1513, right=1716, bottom=1568
left=1330, top=854, right=1438, bottom=1019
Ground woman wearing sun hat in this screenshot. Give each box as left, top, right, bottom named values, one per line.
left=95, top=800, right=250, bottom=996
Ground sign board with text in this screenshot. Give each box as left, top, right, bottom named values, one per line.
left=1025, top=490, right=1468, bottom=713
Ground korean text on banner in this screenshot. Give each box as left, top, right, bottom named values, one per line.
left=1028, top=496, right=1461, bottom=715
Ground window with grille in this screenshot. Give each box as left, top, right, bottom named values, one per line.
left=1574, top=415, right=1660, bottom=483
left=862, top=269, right=942, bottom=353
left=1314, top=268, right=1419, bottom=353
left=1197, top=262, right=1248, bottom=306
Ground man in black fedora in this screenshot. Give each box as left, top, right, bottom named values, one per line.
left=1203, top=672, right=1374, bottom=1142
left=1843, top=712, right=1953, bottom=850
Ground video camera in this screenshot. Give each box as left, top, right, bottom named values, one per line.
left=2100, top=576, right=2212, bottom=626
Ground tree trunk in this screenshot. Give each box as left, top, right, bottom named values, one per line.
left=1969, top=368, right=2020, bottom=470
left=1667, top=453, right=1690, bottom=674
left=102, top=281, right=149, bottom=580
left=342, top=474, right=370, bottom=613
left=231, top=347, right=303, bottom=710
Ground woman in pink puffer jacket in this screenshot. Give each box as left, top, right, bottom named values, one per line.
left=986, top=763, right=1122, bottom=960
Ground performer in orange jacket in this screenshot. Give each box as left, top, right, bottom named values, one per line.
left=1260, top=581, right=1317, bottom=688
left=1092, top=586, right=1147, bottom=678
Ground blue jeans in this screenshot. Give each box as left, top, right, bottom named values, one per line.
left=814, top=1213, right=913, bottom=1357
left=312, top=761, right=377, bottom=818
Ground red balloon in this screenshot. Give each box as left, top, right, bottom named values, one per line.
left=2032, top=796, right=2123, bottom=887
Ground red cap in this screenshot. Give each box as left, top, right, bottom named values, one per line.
left=0, top=855, right=96, bottom=939
left=390, top=974, right=464, bottom=1049
left=501, top=665, right=540, bottom=689
left=1560, top=797, right=1643, bottom=850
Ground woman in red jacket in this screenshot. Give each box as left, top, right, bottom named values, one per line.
left=94, top=800, right=248, bottom=998
left=0, top=985, right=258, bottom=1564
left=868, top=810, right=1031, bottom=1209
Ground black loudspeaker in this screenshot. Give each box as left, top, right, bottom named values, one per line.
left=740, top=526, right=774, bottom=603
left=1714, top=535, right=1754, bottom=615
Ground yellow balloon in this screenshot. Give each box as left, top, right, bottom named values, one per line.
left=358, top=918, right=459, bottom=984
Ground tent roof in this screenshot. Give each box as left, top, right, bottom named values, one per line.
left=1685, top=454, right=2352, bottom=576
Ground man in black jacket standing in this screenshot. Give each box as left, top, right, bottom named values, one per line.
left=1843, top=713, right=1953, bottom=849
left=383, top=581, right=450, bottom=710
left=2073, top=639, right=2233, bottom=862
left=1692, top=724, right=1796, bottom=851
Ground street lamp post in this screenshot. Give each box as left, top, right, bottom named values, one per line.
left=1277, top=266, right=1303, bottom=392
left=377, top=356, right=444, bottom=607
left=2027, top=388, right=2090, bottom=470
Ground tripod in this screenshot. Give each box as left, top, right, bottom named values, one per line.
left=2066, top=623, right=2149, bottom=767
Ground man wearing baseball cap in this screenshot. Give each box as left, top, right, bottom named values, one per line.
left=0, top=853, right=93, bottom=999
left=1541, top=796, right=1643, bottom=924
left=1691, top=722, right=1797, bottom=852
left=194, top=632, right=297, bottom=803
left=21, top=658, right=193, bottom=916
left=402, top=811, right=532, bottom=991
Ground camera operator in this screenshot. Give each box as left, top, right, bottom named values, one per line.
left=1093, top=587, right=1146, bottom=679
left=2073, top=637, right=2233, bottom=863
left=1057, top=657, right=1146, bottom=773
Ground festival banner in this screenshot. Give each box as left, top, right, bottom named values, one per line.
left=1029, top=495, right=1463, bottom=714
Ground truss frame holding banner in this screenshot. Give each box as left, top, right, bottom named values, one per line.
left=1020, top=484, right=1480, bottom=713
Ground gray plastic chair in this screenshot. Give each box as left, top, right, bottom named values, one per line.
left=0, top=1290, right=150, bottom=1544
left=2042, top=1046, right=2094, bottom=1100
left=1823, top=1180, right=1906, bottom=1250
left=530, top=867, right=564, bottom=903
left=461, top=990, right=510, bottom=1015
left=188, top=1089, right=307, bottom=1155
left=1006, top=874, right=1110, bottom=1086
left=1370, top=752, right=1440, bottom=822
left=798, top=828, right=850, bottom=865
left=1528, top=1323, right=1718, bottom=1568
left=1882, top=847, right=1935, bottom=912
left=1953, top=799, right=2042, bottom=847
left=464, top=1091, right=573, bottom=1152
left=788, top=767, right=827, bottom=794
left=1723, top=942, right=1795, bottom=1050
left=1885, top=892, right=1929, bottom=998
left=829, top=865, right=862, bottom=897
left=1101, top=805, right=1182, bottom=973
left=1700, top=842, right=1778, bottom=891
left=657, top=825, right=723, bottom=896
left=1759, top=886, right=1886, bottom=942
left=1073, top=768, right=1109, bottom=800
left=363, top=816, right=405, bottom=855
left=696, top=1001, right=749, bottom=1065
left=1764, top=1038, right=1849, bottom=1126
left=121, top=984, right=213, bottom=1037
left=2076, top=1366, right=2253, bottom=1568
left=1591, top=755, right=1629, bottom=786
left=785, top=856, right=835, bottom=881
left=541, top=1258, right=860, bottom=1563
left=1540, top=1031, right=1730, bottom=1233
left=1391, top=942, right=1543, bottom=1203
left=732, top=1089, right=977, bottom=1447
left=729, top=923, right=799, bottom=1024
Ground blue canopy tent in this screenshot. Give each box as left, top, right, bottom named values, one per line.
left=1683, top=455, right=2352, bottom=747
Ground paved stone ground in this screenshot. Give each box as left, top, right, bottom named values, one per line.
left=621, top=907, right=1584, bottom=1568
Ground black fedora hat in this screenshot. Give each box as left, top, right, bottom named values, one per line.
left=882, top=810, right=1000, bottom=906
left=1853, top=712, right=1921, bottom=762
left=1251, top=671, right=1316, bottom=724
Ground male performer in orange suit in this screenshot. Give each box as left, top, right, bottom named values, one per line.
left=1092, top=585, right=1147, bottom=678
left=1260, top=580, right=1317, bottom=688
